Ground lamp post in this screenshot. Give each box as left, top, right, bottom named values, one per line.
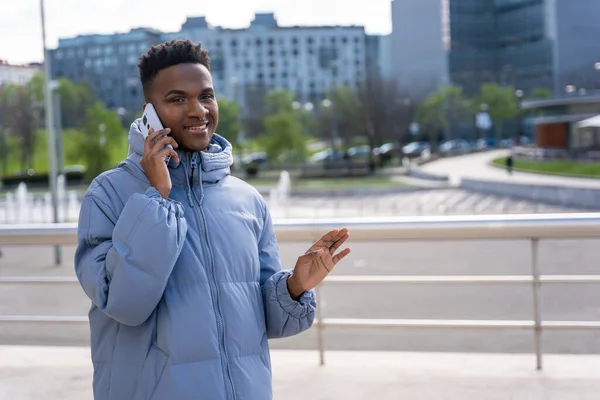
left=321, top=99, right=336, bottom=151
left=40, top=0, right=60, bottom=265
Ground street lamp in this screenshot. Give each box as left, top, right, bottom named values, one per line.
left=40, top=0, right=60, bottom=265
left=99, top=124, right=107, bottom=147
left=321, top=99, right=337, bottom=150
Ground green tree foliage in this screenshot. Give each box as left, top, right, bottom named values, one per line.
left=259, top=90, right=307, bottom=164
left=530, top=87, right=554, bottom=99
left=69, top=102, right=125, bottom=180
left=476, top=83, right=521, bottom=141
left=216, top=97, right=241, bottom=147
left=417, top=85, right=472, bottom=144
left=0, top=83, right=39, bottom=171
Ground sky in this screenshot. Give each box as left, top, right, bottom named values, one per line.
left=1, top=0, right=392, bottom=65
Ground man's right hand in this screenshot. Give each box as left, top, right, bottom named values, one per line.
left=140, top=128, right=179, bottom=199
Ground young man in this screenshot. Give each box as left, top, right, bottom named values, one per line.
left=74, top=39, right=351, bottom=400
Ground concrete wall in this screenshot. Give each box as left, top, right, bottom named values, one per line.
left=460, top=178, right=600, bottom=210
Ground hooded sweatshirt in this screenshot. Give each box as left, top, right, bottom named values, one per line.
left=74, top=119, right=316, bottom=400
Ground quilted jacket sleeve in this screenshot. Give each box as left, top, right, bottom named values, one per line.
left=259, top=201, right=316, bottom=339
left=74, top=185, right=187, bottom=326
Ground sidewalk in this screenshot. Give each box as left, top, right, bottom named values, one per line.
left=2, top=346, right=600, bottom=399
left=420, top=150, right=600, bottom=189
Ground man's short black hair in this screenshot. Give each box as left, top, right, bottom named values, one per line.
left=138, top=39, right=210, bottom=95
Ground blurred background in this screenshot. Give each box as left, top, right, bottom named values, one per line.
left=2, top=1, right=600, bottom=399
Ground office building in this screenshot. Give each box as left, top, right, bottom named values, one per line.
left=390, top=0, right=450, bottom=101
left=391, top=0, right=600, bottom=98
left=0, top=60, right=42, bottom=87
left=162, top=13, right=370, bottom=107
left=49, top=28, right=164, bottom=118
left=49, top=13, right=380, bottom=118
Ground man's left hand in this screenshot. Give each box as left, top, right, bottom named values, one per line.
left=287, top=228, right=351, bottom=298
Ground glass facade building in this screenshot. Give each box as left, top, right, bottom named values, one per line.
left=448, top=0, right=600, bottom=96
left=449, top=0, right=553, bottom=94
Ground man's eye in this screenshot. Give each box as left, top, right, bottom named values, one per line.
left=171, top=97, right=185, bottom=103
left=200, top=94, right=214, bottom=100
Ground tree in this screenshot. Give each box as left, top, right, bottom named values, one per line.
left=529, top=88, right=553, bottom=99
left=0, top=83, right=39, bottom=172
left=417, top=85, right=472, bottom=145
left=259, top=89, right=307, bottom=164
left=319, top=85, right=365, bottom=149
left=69, top=102, right=124, bottom=180
left=56, top=78, right=97, bottom=128
left=216, top=98, right=241, bottom=147
left=260, top=112, right=306, bottom=165
left=476, top=83, right=521, bottom=141
left=358, top=75, right=415, bottom=147
left=25, top=73, right=97, bottom=129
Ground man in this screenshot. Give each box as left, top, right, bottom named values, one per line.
left=74, top=39, right=351, bottom=400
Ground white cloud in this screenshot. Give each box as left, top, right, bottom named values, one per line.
left=0, top=0, right=391, bottom=65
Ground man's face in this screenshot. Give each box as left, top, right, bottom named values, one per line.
left=145, top=63, right=219, bottom=152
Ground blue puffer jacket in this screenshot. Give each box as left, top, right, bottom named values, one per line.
left=74, top=119, right=316, bottom=400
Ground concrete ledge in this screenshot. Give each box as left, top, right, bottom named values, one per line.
left=460, top=178, right=600, bottom=210
left=2, top=346, right=600, bottom=400
left=407, top=166, right=450, bottom=182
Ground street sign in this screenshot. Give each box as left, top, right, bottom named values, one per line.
left=476, top=112, right=492, bottom=130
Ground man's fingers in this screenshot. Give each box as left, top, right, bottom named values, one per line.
left=157, top=148, right=179, bottom=163
left=314, top=229, right=338, bottom=247
left=330, top=232, right=349, bottom=254
left=332, top=248, right=351, bottom=264
left=298, top=249, right=324, bottom=264
left=145, top=128, right=171, bottom=150
left=156, top=136, right=179, bottom=149
left=314, top=229, right=343, bottom=248
left=148, top=127, right=170, bottom=141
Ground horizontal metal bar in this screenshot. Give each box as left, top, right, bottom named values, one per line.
left=323, top=276, right=534, bottom=284
left=540, top=275, right=600, bottom=284
left=542, top=321, right=600, bottom=330
left=317, top=318, right=535, bottom=329
left=2, top=316, right=599, bottom=331
left=3, top=275, right=600, bottom=285
left=323, top=275, right=600, bottom=284
left=0, top=315, right=88, bottom=323
left=321, top=319, right=600, bottom=330
left=2, top=213, right=600, bottom=245
left=0, top=277, right=78, bottom=284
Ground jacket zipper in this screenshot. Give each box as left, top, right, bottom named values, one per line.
left=188, top=153, right=236, bottom=400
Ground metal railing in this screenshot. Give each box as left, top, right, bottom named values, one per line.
left=2, top=213, right=600, bottom=370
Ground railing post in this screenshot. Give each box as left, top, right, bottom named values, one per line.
left=316, top=284, right=325, bottom=366
left=531, top=238, right=543, bottom=371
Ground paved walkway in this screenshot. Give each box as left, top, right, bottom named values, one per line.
left=2, top=346, right=600, bottom=399
left=420, top=150, right=600, bottom=189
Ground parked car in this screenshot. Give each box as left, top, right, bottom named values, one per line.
left=439, top=139, right=471, bottom=156
left=401, top=141, right=431, bottom=158
left=241, top=152, right=268, bottom=178
left=374, top=143, right=398, bottom=166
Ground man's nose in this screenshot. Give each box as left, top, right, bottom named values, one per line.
left=188, top=99, right=208, bottom=118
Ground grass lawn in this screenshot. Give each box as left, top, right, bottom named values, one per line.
left=492, top=157, right=600, bottom=179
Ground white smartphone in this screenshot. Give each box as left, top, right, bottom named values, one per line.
left=140, top=103, right=173, bottom=163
